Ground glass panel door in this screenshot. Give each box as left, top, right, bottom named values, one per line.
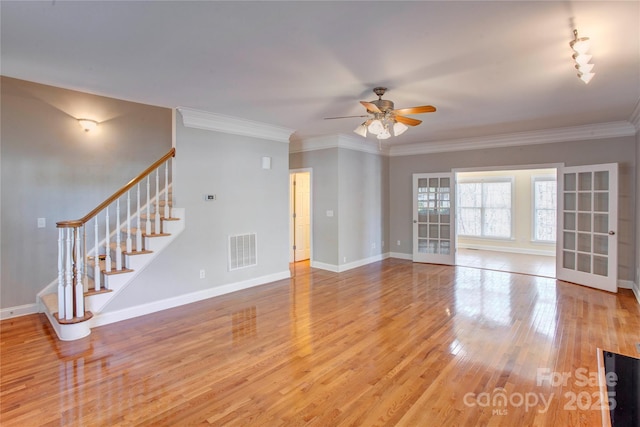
left=556, top=164, right=618, bottom=292
left=413, top=173, right=455, bottom=265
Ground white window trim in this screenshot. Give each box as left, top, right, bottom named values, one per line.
left=457, top=177, right=515, bottom=240
left=531, top=175, right=557, bottom=243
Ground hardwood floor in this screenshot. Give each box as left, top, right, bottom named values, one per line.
left=456, top=248, right=556, bottom=278
left=1, top=259, right=639, bottom=426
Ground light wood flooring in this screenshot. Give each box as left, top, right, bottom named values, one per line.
left=1, top=259, right=639, bottom=426
left=456, top=248, right=556, bottom=278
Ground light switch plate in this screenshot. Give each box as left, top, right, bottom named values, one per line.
left=37, top=218, right=46, bottom=228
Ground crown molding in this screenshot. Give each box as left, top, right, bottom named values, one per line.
left=629, top=99, right=640, bottom=132
left=177, top=107, right=294, bottom=143
left=290, top=134, right=390, bottom=156
left=388, top=121, right=637, bottom=157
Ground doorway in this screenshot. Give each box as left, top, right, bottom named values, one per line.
left=454, top=167, right=558, bottom=277
left=290, top=170, right=312, bottom=263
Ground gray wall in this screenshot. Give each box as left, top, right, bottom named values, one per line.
left=338, top=148, right=389, bottom=264
left=637, top=131, right=640, bottom=287
left=290, top=148, right=339, bottom=265
left=104, top=119, right=290, bottom=311
left=290, top=147, right=389, bottom=267
left=1, top=77, right=172, bottom=308
left=389, top=136, right=637, bottom=281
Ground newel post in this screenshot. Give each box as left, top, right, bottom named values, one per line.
left=56, top=220, right=83, bottom=320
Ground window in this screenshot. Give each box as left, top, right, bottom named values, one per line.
left=533, top=177, right=557, bottom=242
left=458, top=179, right=513, bottom=238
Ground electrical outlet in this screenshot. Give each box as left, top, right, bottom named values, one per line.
left=397, top=240, right=401, bottom=246
left=371, top=243, right=376, bottom=249
left=199, top=269, right=205, bottom=279
left=343, top=257, right=347, bottom=263
left=37, top=218, right=46, bottom=228
left=382, top=240, right=385, bottom=247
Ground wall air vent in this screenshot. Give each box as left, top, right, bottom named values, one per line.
left=228, top=233, right=257, bottom=271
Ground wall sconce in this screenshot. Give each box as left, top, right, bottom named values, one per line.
left=78, top=119, right=98, bottom=132
left=570, top=29, right=595, bottom=84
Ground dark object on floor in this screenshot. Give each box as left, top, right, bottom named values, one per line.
left=603, top=350, right=639, bottom=427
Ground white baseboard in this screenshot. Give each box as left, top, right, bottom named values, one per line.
left=310, top=261, right=339, bottom=272
left=617, top=280, right=634, bottom=290
left=0, top=303, right=39, bottom=320
left=311, top=253, right=390, bottom=273
left=632, top=283, right=640, bottom=306
left=338, top=253, right=390, bottom=272
left=458, top=243, right=555, bottom=257
left=389, top=252, right=412, bottom=260
left=91, top=270, right=291, bottom=328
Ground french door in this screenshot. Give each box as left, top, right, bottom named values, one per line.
left=556, top=164, right=618, bottom=292
left=413, top=173, right=455, bottom=265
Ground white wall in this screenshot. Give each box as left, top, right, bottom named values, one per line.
left=103, top=117, right=290, bottom=311
left=0, top=77, right=172, bottom=309
left=390, top=136, right=637, bottom=281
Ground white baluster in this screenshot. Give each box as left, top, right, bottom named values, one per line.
left=94, top=217, right=101, bottom=291
left=57, top=228, right=65, bottom=319
left=115, top=199, right=122, bottom=271
left=146, top=177, right=152, bottom=235
left=126, top=191, right=132, bottom=253
left=136, top=183, right=142, bottom=251
left=104, top=207, right=112, bottom=274
left=82, top=225, right=88, bottom=291
left=154, top=169, right=161, bottom=234
left=65, top=229, right=73, bottom=320
left=164, top=160, right=170, bottom=219
left=74, top=227, right=84, bottom=317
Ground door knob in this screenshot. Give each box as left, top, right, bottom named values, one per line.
left=608, top=231, right=615, bottom=235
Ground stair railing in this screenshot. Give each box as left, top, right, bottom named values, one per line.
left=55, top=148, right=175, bottom=322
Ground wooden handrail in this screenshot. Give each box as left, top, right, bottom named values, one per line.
left=57, top=148, right=175, bottom=228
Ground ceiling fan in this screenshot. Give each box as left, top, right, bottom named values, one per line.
left=325, top=87, right=436, bottom=140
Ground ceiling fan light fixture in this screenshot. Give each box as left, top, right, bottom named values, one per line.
left=368, top=119, right=384, bottom=135
left=353, top=123, right=368, bottom=137
left=376, top=126, right=391, bottom=140
left=393, top=121, right=408, bottom=136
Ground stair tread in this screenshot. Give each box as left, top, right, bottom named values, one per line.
left=85, top=287, right=112, bottom=296
left=54, top=311, right=93, bottom=325
left=143, top=232, right=171, bottom=237
left=103, top=268, right=134, bottom=276
left=124, top=249, right=153, bottom=256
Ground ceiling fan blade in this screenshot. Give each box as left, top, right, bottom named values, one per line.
left=324, top=115, right=370, bottom=120
left=360, top=101, right=381, bottom=113
left=394, top=115, right=422, bottom=126
left=393, top=105, right=436, bottom=115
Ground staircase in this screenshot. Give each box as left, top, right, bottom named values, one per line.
left=38, top=149, right=184, bottom=341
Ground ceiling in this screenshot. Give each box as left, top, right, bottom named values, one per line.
left=1, top=1, right=639, bottom=146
